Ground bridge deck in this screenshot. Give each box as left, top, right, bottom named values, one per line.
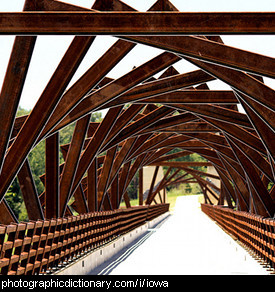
left=95, top=196, right=270, bottom=275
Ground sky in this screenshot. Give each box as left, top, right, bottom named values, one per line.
left=0, top=0, right=274, bottom=111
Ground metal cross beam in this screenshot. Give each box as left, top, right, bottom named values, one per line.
left=0, top=12, right=274, bottom=35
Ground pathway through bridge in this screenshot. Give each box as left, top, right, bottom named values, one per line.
left=93, top=195, right=270, bottom=275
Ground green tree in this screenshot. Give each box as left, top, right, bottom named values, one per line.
left=127, top=173, right=138, bottom=200
left=6, top=107, right=102, bottom=221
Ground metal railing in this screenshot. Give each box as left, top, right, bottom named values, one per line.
left=201, top=204, right=275, bottom=270
left=0, top=203, right=169, bottom=275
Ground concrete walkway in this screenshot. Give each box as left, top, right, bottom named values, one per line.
left=96, top=196, right=271, bottom=275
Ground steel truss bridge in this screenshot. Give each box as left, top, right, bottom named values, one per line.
left=0, top=0, right=274, bottom=275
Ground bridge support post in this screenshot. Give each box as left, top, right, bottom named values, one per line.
left=139, top=168, right=143, bottom=206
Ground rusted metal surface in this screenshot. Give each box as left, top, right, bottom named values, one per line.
left=0, top=12, right=274, bottom=35
left=0, top=0, right=274, bottom=273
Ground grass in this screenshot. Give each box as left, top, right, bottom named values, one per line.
left=165, top=184, right=204, bottom=213
left=121, top=184, right=204, bottom=213
left=119, top=198, right=138, bottom=208
left=166, top=192, right=204, bottom=213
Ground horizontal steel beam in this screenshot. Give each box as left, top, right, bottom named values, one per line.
left=0, top=12, right=274, bottom=35
left=149, top=161, right=212, bottom=167
left=135, top=90, right=238, bottom=104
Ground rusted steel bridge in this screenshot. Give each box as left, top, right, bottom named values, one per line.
left=0, top=0, right=274, bottom=275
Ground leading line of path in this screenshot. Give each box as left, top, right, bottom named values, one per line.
left=95, top=195, right=271, bottom=275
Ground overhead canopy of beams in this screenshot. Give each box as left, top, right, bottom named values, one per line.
left=0, top=0, right=274, bottom=224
